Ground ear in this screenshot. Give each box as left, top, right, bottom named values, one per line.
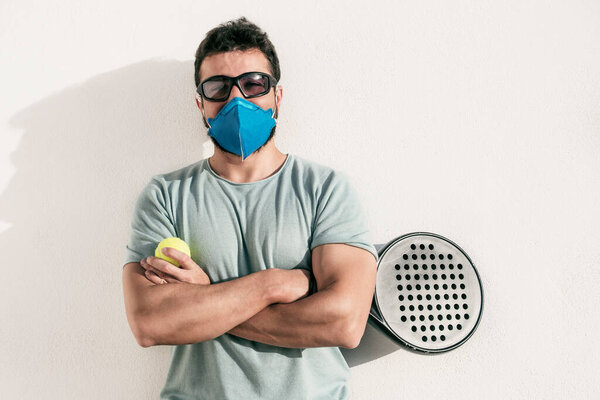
left=274, top=85, right=283, bottom=119
left=195, top=93, right=203, bottom=111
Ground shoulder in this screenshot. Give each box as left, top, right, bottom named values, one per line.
left=287, top=154, right=349, bottom=188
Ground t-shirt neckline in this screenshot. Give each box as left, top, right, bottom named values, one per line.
left=205, top=153, right=291, bottom=186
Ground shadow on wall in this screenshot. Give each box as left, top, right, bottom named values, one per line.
left=0, top=58, right=395, bottom=396
left=0, top=59, right=207, bottom=398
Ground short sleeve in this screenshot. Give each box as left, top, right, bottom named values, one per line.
left=310, top=171, right=378, bottom=262
left=123, top=177, right=177, bottom=267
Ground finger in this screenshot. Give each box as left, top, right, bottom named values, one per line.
left=146, top=256, right=186, bottom=280
left=161, top=247, right=197, bottom=271
left=141, top=258, right=169, bottom=280
left=144, top=270, right=163, bottom=285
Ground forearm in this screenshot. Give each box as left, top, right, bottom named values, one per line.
left=228, top=285, right=365, bottom=349
left=139, top=269, right=278, bottom=347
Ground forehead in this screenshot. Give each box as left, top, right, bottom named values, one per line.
left=199, top=49, right=272, bottom=81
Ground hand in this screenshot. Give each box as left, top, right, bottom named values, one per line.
left=140, top=247, right=211, bottom=286
left=273, top=268, right=312, bottom=304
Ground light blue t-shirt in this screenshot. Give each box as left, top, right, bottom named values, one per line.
left=124, top=153, right=378, bottom=400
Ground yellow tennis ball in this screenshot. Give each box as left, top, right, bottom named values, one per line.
left=155, top=237, right=191, bottom=267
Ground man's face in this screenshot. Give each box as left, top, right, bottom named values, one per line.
left=196, top=49, right=282, bottom=121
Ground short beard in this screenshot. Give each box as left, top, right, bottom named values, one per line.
left=209, top=126, right=277, bottom=158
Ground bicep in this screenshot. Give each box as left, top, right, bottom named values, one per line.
left=122, top=262, right=154, bottom=343
left=311, top=243, right=377, bottom=300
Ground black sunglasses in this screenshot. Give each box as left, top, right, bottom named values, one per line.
left=197, top=71, right=278, bottom=102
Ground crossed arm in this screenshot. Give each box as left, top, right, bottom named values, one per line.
left=122, top=243, right=376, bottom=349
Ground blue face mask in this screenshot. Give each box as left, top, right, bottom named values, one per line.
left=207, top=97, right=276, bottom=161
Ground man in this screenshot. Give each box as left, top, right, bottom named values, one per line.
left=122, top=17, right=378, bottom=400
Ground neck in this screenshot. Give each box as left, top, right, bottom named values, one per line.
left=208, top=140, right=287, bottom=183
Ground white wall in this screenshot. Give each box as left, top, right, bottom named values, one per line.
left=1, top=1, right=598, bottom=398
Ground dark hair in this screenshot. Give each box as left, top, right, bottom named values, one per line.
left=194, top=17, right=281, bottom=87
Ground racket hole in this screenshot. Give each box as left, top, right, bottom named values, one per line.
left=458, top=264, right=463, bottom=269
left=463, top=304, right=468, bottom=309
left=420, top=244, right=425, bottom=250
left=426, top=294, right=432, bottom=300
left=429, top=254, right=435, bottom=260
left=398, top=295, right=404, bottom=301
left=399, top=305, right=405, bottom=311
left=450, top=274, right=456, bottom=280
left=436, top=305, right=441, bottom=310
left=421, top=254, right=426, bottom=260
left=441, top=335, right=446, bottom=341
left=418, top=305, right=424, bottom=311
left=434, top=284, right=439, bottom=290
left=427, top=304, right=432, bottom=310
left=408, top=295, right=413, bottom=301
left=407, top=285, right=413, bottom=290
left=417, top=295, right=422, bottom=301
left=437, top=314, right=443, bottom=321
left=448, top=254, right=453, bottom=260
left=461, top=294, right=467, bottom=299
left=411, top=244, right=416, bottom=250
left=435, top=294, right=441, bottom=300
left=448, top=325, right=453, bottom=330
left=459, top=274, right=464, bottom=279
left=415, top=274, right=420, bottom=280
left=444, top=294, right=449, bottom=300
left=403, top=254, right=408, bottom=260
left=421, top=325, right=426, bottom=332
left=428, top=315, right=434, bottom=321
left=424, top=274, right=429, bottom=280
left=443, top=284, right=448, bottom=290
left=439, top=324, right=444, bottom=330
left=429, top=325, right=435, bottom=331
left=445, top=304, right=450, bottom=310
left=409, top=305, right=415, bottom=311
left=452, top=284, right=457, bottom=289
left=429, top=244, right=434, bottom=250
left=410, top=315, right=416, bottom=321
left=455, top=314, right=461, bottom=320
left=413, top=264, right=418, bottom=270
left=401, top=316, right=407, bottom=322
left=449, top=264, right=454, bottom=270
left=440, top=264, right=445, bottom=270
left=431, top=264, right=436, bottom=270
left=439, top=254, right=444, bottom=260
left=416, top=284, right=422, bottom=290
left=446, top=314, right=452, bottom=320
left=422, top=264, right=428, bottom=270
left=422, top=336, right=427, bottom=342
left=433, top=275, right=438, bottom=280
left=395, top=264, right=400, bottom=270
left=431, top=336, right=437, bottom=342
left=397, top=285, right=403, bottom=291
left=406, top=275, right=411, bottom=280
left=404, top=265, right=410, bottom=270
left=419, top=315, right=425, bottom=321
left=412, top=254, right=417, bottom=260
left=396, top=275, right=402, bottom=281
left=441, top=274, right=447, bottom=280
left=464, top=314, right=469, bottom=319
left=457, top=324, right=462, bottom=330
left=425, top=284, right=431, bottom=290
left=460, top=284, right=466, bottom=290
left=453, top=294, right=458, bottom=300
left=411, top=326, right=417, bottom=332
left=454, top=304, right=460, bottom=310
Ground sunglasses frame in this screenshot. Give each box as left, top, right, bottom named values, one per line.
left=197, top=71, right=278, bottom=102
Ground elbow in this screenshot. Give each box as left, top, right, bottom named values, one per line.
left=338, top=318, right=365, bottom=349
left=129, top=312, right=156, bottom=348
left=335, top=303, right=367, bottom=349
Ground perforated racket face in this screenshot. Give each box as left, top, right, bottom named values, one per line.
left=374, top=233, right=483, bottom=353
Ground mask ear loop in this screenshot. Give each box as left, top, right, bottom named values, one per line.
left=197, top=93, right=212, bottom=129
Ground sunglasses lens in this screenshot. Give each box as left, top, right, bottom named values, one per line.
left=239, top=73, right=270, bottom=97
left=202, top=79, right=231, bottom=101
